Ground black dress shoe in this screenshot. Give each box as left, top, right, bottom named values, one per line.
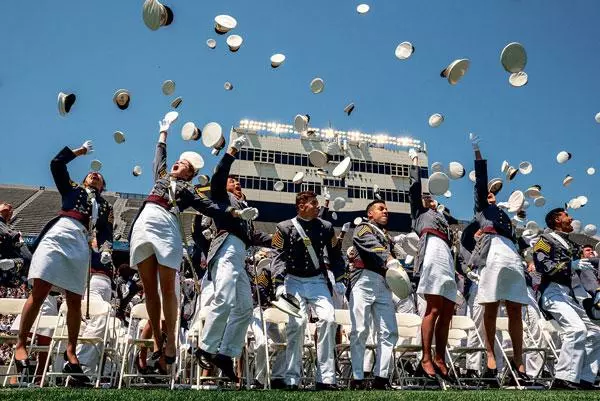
left=270, top=378, right=287, bottom=389
left=481, top=367, right=499, bottom=388
left=372, top=376, right=391, bottom=390
left=578, top=380, right=595, bottom=390
left=315, top=382, right=339, bottom=390
left=463, top=369, right=480, bottom=379
left=63, top=362, right=90, bottom=384
left=551, top=378, right=580, bottom=390
left=194, top=348, right=215, bottom=370
left=213, top=353, right=238, bottom=381
left=350, top=379, right=366, bottom=390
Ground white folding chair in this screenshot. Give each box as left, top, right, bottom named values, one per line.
left=333, top=309, right=352, bottom=388
left=0, top=298, right=28, bottom=387
left=392, top=313, right=423, bottom=389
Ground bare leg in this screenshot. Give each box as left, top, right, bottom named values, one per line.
left=157, top=265, right=177, bottom=359
left=505, top=301, right=525, bottom=371
left=137, top=255, right=162, bottom=353
left=433, top=298, right=455, bottom=374
left=138, top=321, right=152, bottom=369
left=64, top=291, right=83, bottom=364
left=482, top=302, right=500, bottom=369
left=421, top=294, right=442, bottom=375
left=15, top=279, right=53, bottom=360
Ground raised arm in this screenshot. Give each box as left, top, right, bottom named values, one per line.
left=325, top=224, right=347, bottom=282
left=51, top=142, right=91, bottom=195
left=407, top=149, right=425, bottom=220
left=470, top=133, right=488, bottom=213
left=210, top=152, right=235, bottom=202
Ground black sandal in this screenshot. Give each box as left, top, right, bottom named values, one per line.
left=62, top=351, right=90, bottom=383
left=134, top=351, right=150, bottom=375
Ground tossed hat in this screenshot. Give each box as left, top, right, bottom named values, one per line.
left=132, top=165, right=142, bottom=177
left=197, top=174, right=209, bottom=186
left=179, top=151, right=204, bottom=175
left=506, top=166, right=518, bottom=181
left=310, top=77, right=325, bottom=94
left=274, top=181, right=285, bottom=191
left=226, top=34, right=243, bottom=52
left=525, top=220, right=539, bottom=232
left=447, top=161, right=465, bottom=179
left=402, top=232, right=419, bottom=257
left=440, top=59, right=470, bottom=85
left=90, top=160, right=102, bottom=172
left=224, top=81, right=233, bottom=91
left=272, top=293, right=301, bottom=318
left=316, top=168, right=327, bottom=177
left=567, top=197, right=582, bottom=210
left=113, top=89, right=130, bottom=110
left=428, top=113, right=444, bottom=128
left=206, top=38, right=216, bottom=49
left=395, top=41, right=415, bottom=60
left=292, top=171, right=304, bottom=184
left=431, top=162, right=443, bottom=173
left=507, top=190, right=525, bottom=213
left=501, top=160, right=509, bottom=174
left=344, top=102, right=355, bottom=116
left=595, top=112, right=600, bottom=124
left=181, top=122, right=201, bottom=141
left=142, top=0, right=173, bottom=31
left=533, top=196, right=546, bottom=207
left=525, top=185, right=541, bottom=198
left=584, top=224, right=597, bottom=237
left=571, top=220, right=582, bottom=233
left=214, top=15, right=237, bottom=35
left=57, top=92, right=76, bottom=116
left=488, top=178, right=503, bottom=195
left=468, top=170, right=476, bottom=183
left=500, top=42, right=527, bottom=73
left=353, top=217, right=364, bottom=226
left=556, top=151, right=572, bottom=164
left=509, top=71, right=528, bottom=87
left=563, top=175, right=574, bottom=187
left=113, top=131, right=126, bottom=144
left=356, top=3, right=370, bottom=14
left=164, top=110, right=179, bottom=125
left=333, top=157, right=352, bottom=178
left=427, top=172, right=449, bottom=196
left=519, top=161, right=532, bottom=175
left=309, top=150, right=328, bottom=168
left=577, top=195, right=588, bottom=206
left=522, top=200, right=530, bottom=209
left=385, top=259, right=411, bottom=300
left=161, top=80, right=175, bottom=96
left=171, top=96, right=183, bottom=109
left=201, top=122, right=225, bottom=153
left=332, top=197, right=346, bottom=211
left=294, top=114, right=310, bottom=134
left=270, top=53, right=285, bottom=68
left=587, top=167, right=596, bottom=175
left=331, top=213, right=338, bottom=222
left=443, top=190, right=452, bottom=198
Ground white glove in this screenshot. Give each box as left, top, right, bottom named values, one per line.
left=469, top=133, right=481, bottom=151
left=392, top=234, right=406, bottom=244
left=496, top=202, right=509, bottom=210
left=466, top=270, right=480, bottom=283
left=322, top=187, right=331, bottom=201
left=341, top=222, right=351, bottom=233
left=408, top=148, right=418, bottom=162
left=334, top=282, right=346, bottom=295
left=82, top=140, right=94, bottom=154
left=202, top=228, right=213, bottom=240
left=275, top=285, right=285, bottom=298
left=182, top=247, right=189, bottom=259
left=100, top=251, right=112, bottom=265
left=231, top=135, right=247, bottom=151
left=238, top=207, right=259, bottom=221
left=573, top=259, right=595, bottom=271
left=159, top=118, right=171, bottom=133
left=0, top=259, right=15, bottom=271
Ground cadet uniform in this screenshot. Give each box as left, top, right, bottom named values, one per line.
left=470, top=159, right=528, bottom=305
left=29, top=146, right=113, bottom=296
left=0, top=215, right=31, bottom=288
left=271, top=216, right=346, bottom=387
left=534, top=231, right=600, bottom=385
left=350, top=220, right=399, bottom=384
left=409, top=165, right=457, bottom=302
left=199, top=153, right=271, bottom=359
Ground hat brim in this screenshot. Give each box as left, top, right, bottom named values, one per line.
left=271, top=297, right=301, bottom=318
left=385, top=265, right=411, bottom=299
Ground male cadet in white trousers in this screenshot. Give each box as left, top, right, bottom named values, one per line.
left=349, top=199, right=398, bottom=389
left=271, top=191, right=346, bottom=390
left=196, top=136, right=271, bottom=381
left=534, top=207, right=600, bottom=390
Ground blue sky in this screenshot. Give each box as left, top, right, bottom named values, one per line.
left=1, top=0, right=599, bottom=228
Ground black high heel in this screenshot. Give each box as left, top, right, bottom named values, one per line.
left=62, top=351, right=90, bottom=384
left=415, top=361, right=438, bottom=381
left=433, top=363, right=457, bottom=384
left=134, top=351, right=150, bottom=375
left=15, top=358, right=35, bottom=376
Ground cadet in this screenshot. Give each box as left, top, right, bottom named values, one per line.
left=0, top=202, right=31, bottom=287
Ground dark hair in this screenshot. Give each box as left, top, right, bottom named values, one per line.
left=83, top=172, right=106, bottom=192
left=296, top=191, right=317, bottom=209
left=228, top=175, right=239, bottom=181
left=366, top=199, right=386, bottom=214
left=545, top=208, right=565, bottom=229
left=582, top=244, right=594, bottom=250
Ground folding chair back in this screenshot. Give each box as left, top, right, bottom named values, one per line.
left=0, top=298, right=27, bottom=315
left=334, top=309, right=352, bottom=326
left=263, top=307, right=290, bottom=325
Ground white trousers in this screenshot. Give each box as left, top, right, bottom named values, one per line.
left=349, top=270, right=398, bottom=380
left=523, top=286, right=545, bottom=377
left=251, top=307, right=286, bottom=383
left=77, top=274, right=112, bottom=375
left=542, top=282, right=600, bottom=383
left=284, top=274, right=336, bottom=385
left=200, top=235, right=252, bottom=358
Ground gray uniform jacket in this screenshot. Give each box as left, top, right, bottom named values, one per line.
left=0, top=216, right=31, bottom=287
left=350, top=221, right=396, bottom=292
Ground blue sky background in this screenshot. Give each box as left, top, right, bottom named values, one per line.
left=1, top=0, right=599, bottom=228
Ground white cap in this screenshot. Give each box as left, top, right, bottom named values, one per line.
left=577, top=195, right=588, bottom=206
left=197, top=174, right=209, bottom=186
left=309, top=150, right=328, bottom=168
left=571, top=220, right=582, bottom=233
left=440, top=59, right=470, bottom=85
left=507, top=190, right=525, bottom=213
left=179, top=151, right=204, bottom=175
left=509, top=71, right=528, bottom=87
left=206, top=38, right=216, bottom=49
left=332, top=197, right=346, bottom=211
left=533, top=196, right=546, bottom=207
left=447, top=161, right=465, bottom=179
left=506, top=166, right=518, bottom=181
left=525, top=220, right=539, bottom=232
left=294, top=114, right=309, bottom=134
left=522, top=200, right=530, bottom=209
left=274, top=181, right=285, bottom=192
left=214, top=15, right=237, bottom=34
left=90, top=160, right=102, bottom=172
left=331, top=212, right=338, bottom=221
left=164, top=111, right=179, bottom=125
left=431, top=162, right=443, bottom=173
left=224, top=81, right=233, bottom=91
left=332, top=157, right=352, bottom=178
left=181, top=122, right=201, bottom=141
left=132, top=165, right=142, bottom=177
left=443, top=190, right=452, bottom=198
left=587, top=167, right=595, bottom=175
left=385, top=263, right=411, bottom=300
left=519, top=161, right=532, bottom=175
left=270, top=53, right=286, bottom=68
left=162, top=80, right=175, bottom=96
left=113, top=131, right=126, bottom=144
left=201, top=122, right=224, bottom=149
left=556, top=151, right=572, bottom=164
left=353, top=217, right=364, bottom=226
left=310, top=77, right=325, bottom=94
left=356, top=4, right=370, bottom=14
left=57, top=92, right=76, bottom=116
left=292, top=171, right=304, bottom=184
left=428, top=113, right=444, bottom=128
left=226, top=34, right=243, bottom=52
left=584, top=224, right=597, bottom=237
left=113, top=89, right=131, bottom=110
left=500, top=42, right=527, bottom=73
left=170, top=96, right=183, bottom=109
left=142, top=0, right=173, bottom=31
left=501, top=160, right=509, bottom=173
left=395, top=42, right=415, bottom=60
left=525, top=185, right=542, bottom=199
left=344, top=102, right=355, bottom=116
left=563, top=175, right=574, bottom=187
left=595, top=112, right=600, bottom=124
left=488, top=178, right=503, bottom=195
left=427, top=172, right=450, bottom=196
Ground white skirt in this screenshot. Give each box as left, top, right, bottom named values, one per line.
left=28, top=217, right=89, bottom=295
left=417, top=235, right=457, bottom=302
left=130, top=203, right=182, bottom=271
left=478, top=235, right=528, bottom=305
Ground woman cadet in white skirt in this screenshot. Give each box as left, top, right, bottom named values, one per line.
left=468, top=134, right=529, bottom=381
left=15, top=140, right=114, bottom=381
left=128, top=116, right=256, bottom=373
left=407, top=148, right=457, bottom=382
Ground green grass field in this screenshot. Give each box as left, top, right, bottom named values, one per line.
left=0, top=389, right=598, bottom=401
